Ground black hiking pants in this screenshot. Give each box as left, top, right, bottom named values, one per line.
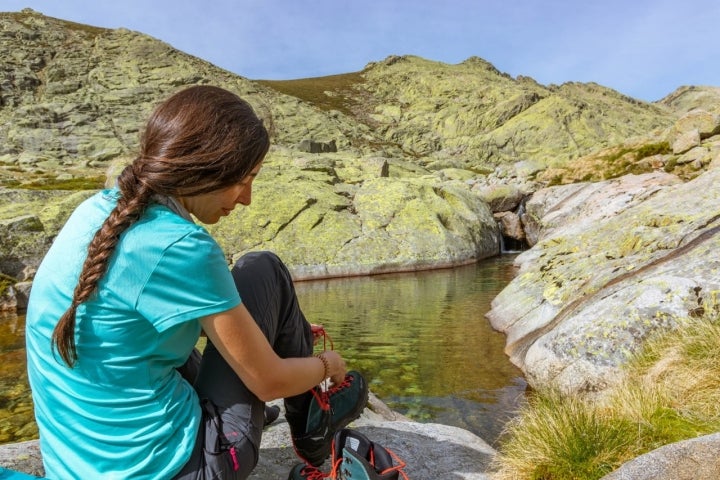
left=172, top=251, right=314, bottom=480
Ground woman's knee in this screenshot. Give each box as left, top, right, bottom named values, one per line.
left=232, top=251, right=284, bottom=276
left=230, top=251, right=294, bottom=304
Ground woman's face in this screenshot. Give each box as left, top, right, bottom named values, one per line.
left=178, top=163, right=262, bottom=224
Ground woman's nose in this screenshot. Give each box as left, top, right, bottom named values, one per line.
left=237, top=187, right=252, bottom=206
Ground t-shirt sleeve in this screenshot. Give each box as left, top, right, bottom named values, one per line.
left=136, top=228, right=241, bottom=331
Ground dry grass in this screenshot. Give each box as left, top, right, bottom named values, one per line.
left=256, top=71, right=366, bottom=116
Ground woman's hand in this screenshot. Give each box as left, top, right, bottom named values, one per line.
left=201, top=305, right=341, bottom=401
left=310, top=324, right=326, bottom=344
left=318, top=350, right=347, bottom=386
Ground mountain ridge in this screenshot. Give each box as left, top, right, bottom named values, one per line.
left=2, top=8, right=718, bottom=189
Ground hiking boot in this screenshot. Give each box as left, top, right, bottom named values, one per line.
left=330, top=429, right=408, bottom=480
left=289, top=371, right=369, bottom=466
left=264, top=404, right=281, bottom=427
left=287, top=463, right=329, bottom=480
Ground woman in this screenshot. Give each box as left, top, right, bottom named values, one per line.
left=25, top=85, right=367, bottom=479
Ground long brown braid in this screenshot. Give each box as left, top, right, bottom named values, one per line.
left=51, top=85, right=270, bottom=367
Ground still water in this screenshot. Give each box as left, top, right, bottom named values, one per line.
left=0, top=255, right=525, bottom=447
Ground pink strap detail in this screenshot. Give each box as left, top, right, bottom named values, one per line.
left=229, top=446, right=240, bottom=471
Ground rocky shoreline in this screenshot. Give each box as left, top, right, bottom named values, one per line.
left=0, top=394, right=497, bottom=479
left=4, top=395, right=720, bottom=478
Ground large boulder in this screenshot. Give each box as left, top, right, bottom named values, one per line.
left=520, top=171, right=681, bottom=246
left=600, top=433, right=720, bottom=480
left=208, top=151, right=500, bottom=279
left=487, top=168, right=720, bottom=398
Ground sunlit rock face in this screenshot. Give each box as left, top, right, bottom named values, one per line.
left=487, top=167, right=720, bottom=399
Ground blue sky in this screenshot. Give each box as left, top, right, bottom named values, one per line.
left=3, top=0, right=719, bottom=102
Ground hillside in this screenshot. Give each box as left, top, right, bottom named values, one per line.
left=259, top=55, right=674, bottom=168
left=2, top=8, right=716, bottom=190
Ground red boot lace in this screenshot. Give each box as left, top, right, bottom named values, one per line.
left=309, top=372, right=354, bottom=412
left=377, top=447, right=410, bottom=480
left=310, top=325, right=343, bottom=411
left=329, top=442, right=343, bottom=479
left=298, top=464, right=329, bottom=480
left=311, top=324, right=334, bottom=351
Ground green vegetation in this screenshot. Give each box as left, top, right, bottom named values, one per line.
left=19, top=175, right=106, bottom=191
left=539, top=141, right=676, bottom=185
left=599, top=144, right=662, bottom=180
left=0, top=273, right=16, bottom=296
left=257, top=71, right=366, bottom=116
left=663, top=157, right=679, bottom=173
left=635, top=141, right=671, bottom=160
left=492, top=307, right=720, bottom=480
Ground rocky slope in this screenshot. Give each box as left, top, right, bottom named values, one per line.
left=485, top=109, right=720, bottom=399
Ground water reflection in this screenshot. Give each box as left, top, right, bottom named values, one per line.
left=0, top=255, right=525, bottom=446
left=0, top=313, right=36, bottom=444
left=293, top=255, right=527, bottom=444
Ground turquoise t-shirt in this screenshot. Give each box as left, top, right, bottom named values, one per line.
left=25, top=189, right=241, bottom=480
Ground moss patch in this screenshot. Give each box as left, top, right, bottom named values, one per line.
left=0, top=273, right=16, bottom=296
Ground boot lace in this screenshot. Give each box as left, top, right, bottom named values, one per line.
left=377, top=447, right=410, bottom=480
left=310, top=325, right=346, bottom=411
left=309, top=371, right=355, bottom=412
left=298, top=464, right=329, bottom=480
left=311, top=324, right=334, bottom=351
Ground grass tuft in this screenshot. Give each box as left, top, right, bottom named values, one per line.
left=492, top=309, right=720, bottom=479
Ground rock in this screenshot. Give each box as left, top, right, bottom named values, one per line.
left=520, top=172, right=681, bottom=246
left=473, top=184, right=525, bottom=213
left=0, top=394, right=496, bottom=479
left=0, top=155, right=500, bottom=293
left=11, top=282, right=32, bottom=311
left=672, top=108, right=720, bottom=139
left=676, top=145, right=710, bottom=166
left=513, top=159, right=547, bottom=179
left=297, top=139, right=338, bottom=153
left=668, top=109, right=720, bottom=155
left=494, top=211, right=525, bottom=242
left=209, top=163, right=501, bottom=280
left=658, top=86, right=720, bottom=115
left=600, top=432, right=720, bottom=480
left=672, top=128, right=701, bottom=154
left=487, top=168, right=720, bottom=398
left=0, top=216, right=50, bottom=282
left=0, top=441, right=43, bottom=477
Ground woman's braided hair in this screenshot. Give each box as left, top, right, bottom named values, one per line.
left=51, top=85, right=270, bottom=367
